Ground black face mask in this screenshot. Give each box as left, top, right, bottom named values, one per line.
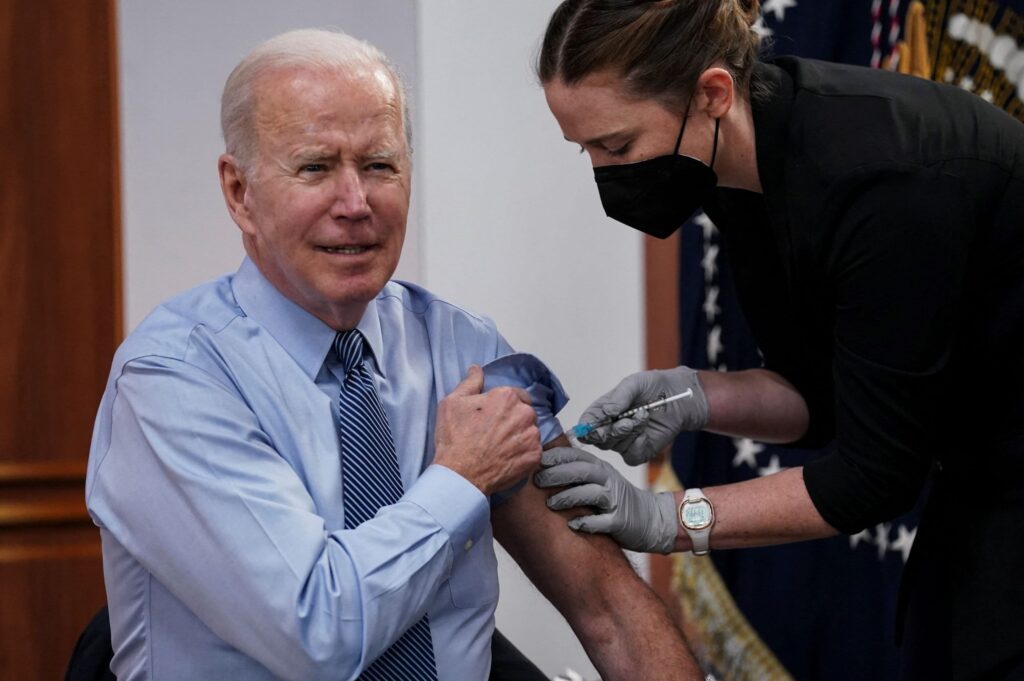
left=593, top=113, right=720, bottom=239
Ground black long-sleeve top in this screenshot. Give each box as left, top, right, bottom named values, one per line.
left=704, top=57, right=1024, bottom=534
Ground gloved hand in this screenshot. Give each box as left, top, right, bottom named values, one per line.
left=578, top=366, right=709, bottom=464
left=534, top=446, right=677, bottom=554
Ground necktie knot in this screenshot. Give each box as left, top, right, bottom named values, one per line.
left=333, top=330, right=365, bottom=376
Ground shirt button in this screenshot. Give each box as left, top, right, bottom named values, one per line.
left=463, top=539, right=474, bottom=552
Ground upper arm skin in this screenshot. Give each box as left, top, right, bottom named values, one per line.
left=491, top=436, right=702, bottom=681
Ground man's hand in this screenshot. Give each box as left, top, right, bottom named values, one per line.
left=433, top=365, right=542, bottom=495
left=535, top=446, right=678, bottom=554
left=579, top=366, right=709, bottom=464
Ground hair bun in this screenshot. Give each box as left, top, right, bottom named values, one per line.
left=539, top=0, right=766, bottom=102
left=736, top=0, right=761, bottom=26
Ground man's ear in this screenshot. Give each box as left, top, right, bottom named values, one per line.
left=218, top=153, right=256, bottom=236
left=694, top=66, right=734, bottom=120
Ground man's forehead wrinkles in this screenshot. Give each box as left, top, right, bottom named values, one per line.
left=291, top=147, right=335, bottom=161
left=248, top=69, right=408, bottom=168
left=279, top=130, right=403, bottom=162
left=260, top=106, right=397, bottom=135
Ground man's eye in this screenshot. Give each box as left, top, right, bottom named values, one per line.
left=367, top=162, right=395, bottom=172
left=301, top=163, right=326, bottom=173
left=606, top=144, right=631, bottom=158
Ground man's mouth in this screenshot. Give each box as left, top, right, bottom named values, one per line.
left=319, top=245, right=370, bottom=254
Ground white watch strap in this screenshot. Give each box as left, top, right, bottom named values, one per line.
left=680, top=487, right=714, bottom=556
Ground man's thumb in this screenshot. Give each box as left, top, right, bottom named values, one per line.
left=452, top=364, right=484, bottom=396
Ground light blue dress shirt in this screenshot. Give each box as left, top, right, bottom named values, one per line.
left=86, top=258, right=567, bottom=681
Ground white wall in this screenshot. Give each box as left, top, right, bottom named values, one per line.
left=415, top=3, right=646, bottom=678
left=120, top=2, right=648, bottom=678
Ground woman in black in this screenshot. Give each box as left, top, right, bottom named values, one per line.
left=532, top=1, right=1024, bottom=679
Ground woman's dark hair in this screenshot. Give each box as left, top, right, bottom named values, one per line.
left=537, top=0, right=768, bottom=109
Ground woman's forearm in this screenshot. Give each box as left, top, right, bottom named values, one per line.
left=673, top=467, right=838, bottom=552
left=698, top=368, right=810, bottom=443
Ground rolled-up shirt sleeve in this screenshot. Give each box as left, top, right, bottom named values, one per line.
left=480, top=352, right=570, bottom=506
left=482, top=351, right=569, bottom=445
left=88, top=356, right=488, bottom=681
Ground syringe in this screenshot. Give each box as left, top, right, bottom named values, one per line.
left=567, top=388, right=695, bottom=440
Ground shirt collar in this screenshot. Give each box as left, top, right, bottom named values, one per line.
left=231, top=257, right=388, bottom=380
left=751, top=59, right=793, bottom=219
left=356, top=295, right=386, bottom=379
left=749, top=59, right=797, bottom=280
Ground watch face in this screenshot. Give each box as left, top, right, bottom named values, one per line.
left=682, top=500, right=713, bottom=530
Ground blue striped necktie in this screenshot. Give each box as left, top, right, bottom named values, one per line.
left=334, top=330, right=438, bottom=681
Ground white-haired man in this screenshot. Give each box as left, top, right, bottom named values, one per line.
left=86, top=29, right=701, bottom=681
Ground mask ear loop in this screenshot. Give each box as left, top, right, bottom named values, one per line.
left=709, top=117, right=720, bottom=170
left=673, top=110, right=688, bottom=154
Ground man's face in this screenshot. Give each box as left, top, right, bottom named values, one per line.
left=224, top=65, right=410, bottom=330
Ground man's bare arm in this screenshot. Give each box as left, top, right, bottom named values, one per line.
left=491, top=435, right=702, bottom=681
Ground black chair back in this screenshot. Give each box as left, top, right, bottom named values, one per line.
left=64, top=606, right=116, bottom=681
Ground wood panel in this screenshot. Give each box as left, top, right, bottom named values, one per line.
left=0, top=0, right=122, bottom=464
left=0, top=462, right=104, bottom=679
left=643, top=232, right=684, bottom=622
left=0, top=0, right=120, bottom=678
left=643, top=232, right=681, bottom=373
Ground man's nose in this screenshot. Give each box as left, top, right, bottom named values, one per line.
left=330, top=167, right=371, bottom=221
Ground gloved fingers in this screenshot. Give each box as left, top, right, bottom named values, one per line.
left=621, top=431, right=654, bottom=465
left=578, top=428, right=613, bottom=448
left=534, top=460, right=607, bottom=488
left=568, top=512, right=617, bottom=535
left=579, top=411, right=649, bottom=446
left=607, top=410, right=649, bottom=438
left=579, top=374, right=651, bottom=425
left=546, top=483, right=610, bottom=511
left=597, top=428, right=644, bottom=462
left=578, top=403, right=615, bottom=428
left=540, top=446, right=597, bottom=467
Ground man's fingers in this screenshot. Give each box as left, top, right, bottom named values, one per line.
left=450, top=364, right=484, bottom=396
left=510, top=386, right=533, bottom=406
left=546, top=483, right=610, bottom=511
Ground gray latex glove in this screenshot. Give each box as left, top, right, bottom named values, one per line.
left=578, top=366, right=709, bottom=465
left=534, top=446, right=677, bottom=554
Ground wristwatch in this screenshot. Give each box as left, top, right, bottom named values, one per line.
left=679, top=488, right=715, bottom=556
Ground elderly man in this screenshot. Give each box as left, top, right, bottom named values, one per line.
left=86, top=29, right=700, bottom=681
